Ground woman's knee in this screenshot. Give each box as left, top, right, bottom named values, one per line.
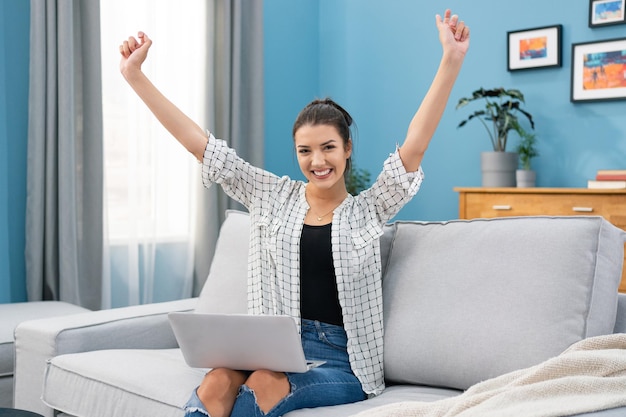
left=198, top=368, right=247, bottom=400
left=244, top=370, right=290, bottom=412
left=245, top=370, right=289, bottom=390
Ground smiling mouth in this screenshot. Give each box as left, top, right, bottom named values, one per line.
left=312, top=169, right=332, bottom=178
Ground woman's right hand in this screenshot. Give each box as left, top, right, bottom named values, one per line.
left=117, top=31, right=208, bottom=161
left=119, top=32, right=152, bottom=79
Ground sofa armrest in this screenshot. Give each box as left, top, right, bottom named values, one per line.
left=13, top=297, right=197, bottom=416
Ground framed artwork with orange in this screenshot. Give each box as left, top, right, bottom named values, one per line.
left=507, top=25, right=562, bottom=72
left=571, top=37, right=626, bottom=102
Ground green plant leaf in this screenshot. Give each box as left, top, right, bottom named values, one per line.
left=346, top=166, right=371, bottom=196
left=456, top=86, right=535, bottom=152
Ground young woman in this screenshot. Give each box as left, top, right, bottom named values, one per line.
left=119, top=9, right=469, bottom=417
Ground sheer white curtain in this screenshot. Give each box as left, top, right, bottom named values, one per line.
left=100, top=1, right=208, bottom=307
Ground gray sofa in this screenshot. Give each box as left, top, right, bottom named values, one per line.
left=13, top=211, right=626, bottom=417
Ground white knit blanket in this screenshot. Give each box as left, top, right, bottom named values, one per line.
left=354, top=333, right=626, bottom=417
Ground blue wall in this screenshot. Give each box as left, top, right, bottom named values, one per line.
left=0, top=0, right=29, bottom=303
left=264, top=0, right=626, bottom=221
left=263, top=0, right=321, bottom=180
left=2, top=0, right=626, bottom=302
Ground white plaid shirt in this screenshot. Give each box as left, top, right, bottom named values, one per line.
left=201, top=133, right=423, bottom=395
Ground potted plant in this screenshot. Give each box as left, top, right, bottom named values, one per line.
left=346, top=165, right=371, bottom=196
left=513, top=121, right=539, bottom=187
left=456, top=87, right=535, bottom=187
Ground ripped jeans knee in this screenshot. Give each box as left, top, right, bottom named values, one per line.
left=230, top=385, right=277, bottom=417
left=183, top=384, right=293, bottom=417
left=183, top=388, right=211, bottom=417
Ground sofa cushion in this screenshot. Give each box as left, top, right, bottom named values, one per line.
left=195, top=210, right=249, bottom=314
left=284, top=385, right=460, bottom=417
left=44, top=349, right=204, bottom=417
left=44, top=349, right=460, bottom=417
left=382, top=216, right=625, bottom=391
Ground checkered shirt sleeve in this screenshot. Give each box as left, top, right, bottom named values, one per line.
left=201, top=133, right=282, bottom=208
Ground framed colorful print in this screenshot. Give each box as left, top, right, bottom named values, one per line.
left=507, top=25, right=562, bottom=71
left=570, top=37, right=626, bottom=102
left=589, top=0, right=626, bottom=28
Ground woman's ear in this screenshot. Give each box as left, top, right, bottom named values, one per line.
left=345, top=139, right=353, bottom=158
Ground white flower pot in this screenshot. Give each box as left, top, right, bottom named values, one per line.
left=516, top=169, right=536, bottom=188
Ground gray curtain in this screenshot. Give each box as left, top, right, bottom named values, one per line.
left=25, top=0, right=103, bottom=310
left=193, top=0, right=265, bottom=295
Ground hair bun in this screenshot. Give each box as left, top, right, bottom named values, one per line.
left=292, top=97, right=355, bottom=143
left=322, top=98, right=353, bottom=127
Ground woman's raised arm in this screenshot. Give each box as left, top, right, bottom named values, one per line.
left=119, top=32, right=208, bottom=162
left=398, top=9, right=470, bottom=172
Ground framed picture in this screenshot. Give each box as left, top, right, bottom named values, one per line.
left=589, top=0, right=626, bottom=27
left=570, top=37, right=626, bottom=102
left=507, top=25, right=562, bottom=71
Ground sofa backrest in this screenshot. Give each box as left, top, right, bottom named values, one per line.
left=195, top=212, right=626, bottom=390
left=195, top=210, right=249, bottom=314
left=381, top=216, right=625, bottom=391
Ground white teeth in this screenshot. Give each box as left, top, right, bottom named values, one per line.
left=313, top=169, right=331, bottom=176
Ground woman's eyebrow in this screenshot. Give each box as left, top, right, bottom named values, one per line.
left=296, top=139, right=337, bottom=149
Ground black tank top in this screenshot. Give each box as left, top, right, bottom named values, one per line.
left=300, top=223, right=343, bottom=326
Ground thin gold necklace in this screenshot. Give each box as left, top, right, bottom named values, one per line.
left=307, top=193, right=347, bottom=222
left=311, top=207, right=336, bottom=222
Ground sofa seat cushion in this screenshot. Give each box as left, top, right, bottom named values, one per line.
left=285, top=385, right=460, bottom=417
left=44, top=349, right=460, bottom=417
left=43, top=349, right=205, bottom=417
left=382, top=216, right=625, bottom=391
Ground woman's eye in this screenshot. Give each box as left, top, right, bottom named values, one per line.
left=324, top=145, right=336, bottom=150
left=298, top=149, right=310, bottom=154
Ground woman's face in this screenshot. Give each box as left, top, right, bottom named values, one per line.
left=294, top=124, right=352, bottom=193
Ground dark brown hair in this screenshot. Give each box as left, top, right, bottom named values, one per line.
left=292, top=98, right=355, bottom=175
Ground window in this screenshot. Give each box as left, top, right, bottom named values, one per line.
left=100, top=0, right=207, bottom=242
left=100, top=0, right=208, bottom=306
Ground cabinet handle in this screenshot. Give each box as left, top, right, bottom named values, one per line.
left=492, top=205, right=512, bottom=210
left=572, top=207, right=593, bottom=212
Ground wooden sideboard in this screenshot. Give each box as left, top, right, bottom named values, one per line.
left=454, top=187, right=626, bottom=293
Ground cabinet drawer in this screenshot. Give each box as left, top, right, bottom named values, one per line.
left=463, top=193, right=624, bottom=218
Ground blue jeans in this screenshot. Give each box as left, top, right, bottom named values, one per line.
left=184, top=319, right=366, bottom=416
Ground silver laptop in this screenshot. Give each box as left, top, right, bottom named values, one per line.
left=168, top=312, right=325, bottom=373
